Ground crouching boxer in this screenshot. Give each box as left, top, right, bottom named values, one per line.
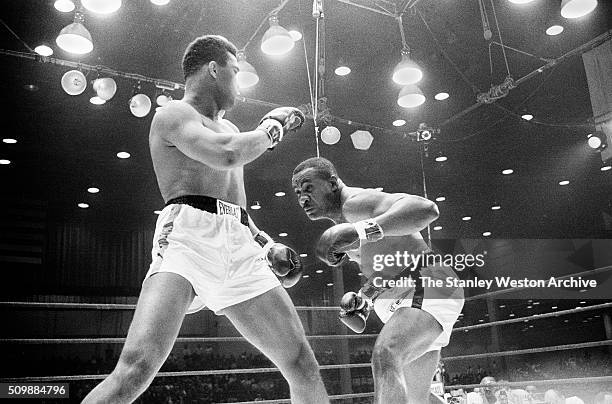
left=291, top=157, right=464, bottom=404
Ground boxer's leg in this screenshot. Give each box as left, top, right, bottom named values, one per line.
left=220, top=285, right=329, bottom=404
left=402, top=350, right=441, bottom=404
left=371, top=307, right=442, bottom=404
left=82, top=273, right=194, bottom=404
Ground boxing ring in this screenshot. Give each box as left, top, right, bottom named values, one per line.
left=1, top=266, right=612, bottom=403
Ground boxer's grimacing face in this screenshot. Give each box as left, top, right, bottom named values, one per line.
left=292, top=168, right=338, bottom=220
left=212, top=52, right=240, bottom=110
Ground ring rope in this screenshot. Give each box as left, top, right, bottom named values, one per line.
left=444, top=376, right=612, bottom=391
left=2, top=302, right=609, bottom=345
left=2, top=340, right=609, bottom=383
left=224, top=392, right=375, bottom=404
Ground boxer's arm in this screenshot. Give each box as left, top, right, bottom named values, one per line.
left=344, top=190, right=439, bottom=237
left=152, top=103, right=271, bottom=169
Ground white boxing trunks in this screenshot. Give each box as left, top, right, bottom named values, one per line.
left=144, top=196, right=280, bottom=314
left=370, top=263, right=464, bottom=352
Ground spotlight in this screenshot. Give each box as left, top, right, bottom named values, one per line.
left=151, top=0, right=170, bottom=5
left=278, top=232, right=288, bottom=237
left=392, top=49, right=423, bottom=85
left=116, top=152, right=131, bottom=159
left=236, top=51, right=259, bottom=89
left=435, top=196, right=446, bottom=202
left=521, top=114, right=533, bottom=121
left=250, top=201, right=261, bottom=210
left=61, top=70, right=87, bottom=95
left=82, top=0, right=122, bottom=14
left=560, top=0, right=598, bottom=19
left=0, top=159, right=11, bottom=165
left=261, top=15, right=294, bottom=56
left=89, top=96, right=105, bottom=105
left=435, top=152, right=448, bottom=162
left=559, top=180, right=570, bottom=186
left=546, top=25, right=564, bottom=35
left=56, top=11, right=93, bottom=54
left=397, top=85, right=425, bottom=108
left=587, top=131, right=607, bottom=151
left=78, top=203, right=89, bottom=209
left=2, top=139, right=17, bottom=144
left=334, top=66, right=351, bottom=76
left=350, top=130, right=373, bottom=150
left=87, top=187, right=100, bottom=193
left=433, top=225, right=443, bottom=231
left=483, top=231, right=492, bottom=237
left=491, top=204, right=501, bottom=210
left=129, top=83, right=151, bottom=118
left=156, top=93, right=171, bottom=107
left=502, top=169, right=514, bottom=175
left=321, top=126, right=341, bottom=145
left=288, top=30, right=302, bottom=41
left=274, top=191, right=286, bottom=197
left=392, top=119, right=406, bottom=127
left=462, top=216, right=472, bottom=221
left=434, top=92, right=449, bottom=101
left=601, top=163, right=612, bottom=172
left=34, top=45, right=53, bottom=56
left=54, top=0, right=75, bottom=12
left=93, top=77, right=117, bottom=100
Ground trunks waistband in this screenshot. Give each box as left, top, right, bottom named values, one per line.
left=165, top=195, right=249, bottom=227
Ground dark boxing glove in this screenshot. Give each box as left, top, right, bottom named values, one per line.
left=254, top=231, right=303, bottom=288
left=339, top=291, right=371, bottom=333
left=316, top=220, right=384, bottom=267
left=257, top=107, right=305, bottom=149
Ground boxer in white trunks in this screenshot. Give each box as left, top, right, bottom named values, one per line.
left=83, top=35, right=329, bottom=404
left=292, top=157, right=464, bottom=404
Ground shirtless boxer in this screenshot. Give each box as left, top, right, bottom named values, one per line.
left=292, top=157, right=464, bottom=404
left=83, top=35, right=329, bottom=404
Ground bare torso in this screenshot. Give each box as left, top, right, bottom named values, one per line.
left=149, top=102, right=247, bottom=206
left=341, top=187, right=431, bottom=279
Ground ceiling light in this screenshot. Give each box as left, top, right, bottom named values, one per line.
left=321, top=126, right=341, bottom=145
left=462, top=216, right=472, bottom=221
left=521, top=114, right=533, bottom=121
left=435, top=196, right=446, bottom=202
left=350, top=130, right=373, bottom=150
left=3, top=139, right=17, bottom=144
left=552, top=306, right=558, bottom=309
left=502, top=169, right=514, bottom=175
left=435, top=152, right=448, bottom=162
left=433, top=225, right=443, bottom=231
left=154, top=210, right=162, bottom=214
left=156, top=94, right=171, bottom=107
left=509, top=313, right=515, bottom=317
left=236, top=51, right=259, bottom=89
left=34, top=45, right=53, bottom=56
left=334, top=66, right=351, bottom=76
left=61, top=70, right=87, bottom=95
left=392, top=49, right=423, bottom=85
left=327, top=283, right=333, bottom=286
left=89, top=96, right=106, bottom=105
left=250, top=201, right=261, bottom=210
left=116, top=152, right=131, bottom=159
left=150, top=0, right=170, bottom=5
left=24, top=84, right=39, bottom=92
left=274, top=191, right=286, bottom=197
left=261, top=15, right=294, bottom=56
left=587, top=131, right=608, bottom=151
left=0, top=159, right=11, bottom=165
left=397, top=85, right=425, bottom=108
left=601, top=164, right=612, bottom=172
left=392, top=119, right=406, bottom=127
left=434, top=92, right=449, bottom=100
left=559, top=180, right=570, bottom=185
left=78, top=203, right=89, bottom=209
left=288, top=30, right=302, bottom=41
left=56, top=11, right=93, bottom=54
left=560, top=0, right=598, bottom=19
left=316, top=269, right=323, bottom=274
left=491, top=205, right=501, bottom=210
left=278, top=232, right=288, bottom=237
left=546, top=25, right=564, bottom=35
left=54, top=0, right=75, bottom=12
left=302, top=274, right=310, bottom=278
left=483, top=231, right=492, bottom=236
left=87, top=187, right=99, bottom=193
left=499, top=304, right=506, bottom=308
left=299, top=253, right=307, bottom=257
left=93, top=77, right=117, bottom=101
left=130, top=93, right=152, bottom=118
left=82, top=0, right=122, bottom=14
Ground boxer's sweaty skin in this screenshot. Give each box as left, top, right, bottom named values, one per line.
left=150, top=103, right=247, bottom=207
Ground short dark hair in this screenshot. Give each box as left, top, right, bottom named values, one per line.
left=292, top=157, right=338, bottom=183
left=182, top=35, right=237, bottom=80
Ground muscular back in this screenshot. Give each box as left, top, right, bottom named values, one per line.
left=149, top=101, right=247, bottom=206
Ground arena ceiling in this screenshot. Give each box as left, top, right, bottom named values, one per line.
left=1, top=0, right=611, bottom=284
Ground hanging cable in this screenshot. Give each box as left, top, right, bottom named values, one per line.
left=420, top=145, right=431, bottom=246
left=489, top=0, right=511, bottom=77
left=0, top=18, right=34, bottom=52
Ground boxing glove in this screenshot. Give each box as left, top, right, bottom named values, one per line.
left=254, top=231, right=303, bottom=288
left=316, top=220, right=384, bottom=267
left=339, top=291, right=371, bottom=333
left=257, top=107, right=305, bottom=149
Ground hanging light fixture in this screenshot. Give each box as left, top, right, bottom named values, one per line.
left=392, top=15, right=423, bottom=85
left=61, top=70, right=87, bottom=95
left=92, top=77, right=117, bottom=101
left=560, top=0, right=598, bottom=19
left=261, top=15, right=294, bottom=56
left=54, top=0, right=75, bottom=13
left=397, top=85, right=426, bottom=108
left=236, top=51, right=259, bottom=89
left=320, top=126, right=341, bottom=145
left=56, top=10, right=93, bottom=54
left=129, top=82, right=152, bottom=118
left=81, top=0, right=122, bottom=14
